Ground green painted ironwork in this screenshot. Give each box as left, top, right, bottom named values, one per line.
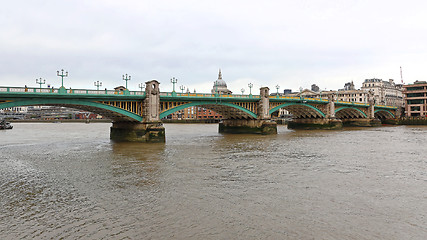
left=36, top=78, right=46, bottom=91
left=269, top=103, right=326, bottom=117
left=335, top=106, right=368, bottom=118
left=94, top=81, right=102, bottom=90
left=170, top=77, right=178, bottom=92
left=122, top=74, right=131, bottom=89
left=0, top=85, right=399, bottom=122
left=374, top=109, right=395, bottom=118
left=0, top=86, right=145, bottom=97
left=57, top=69, right=68, bottom=88
left=0, top=99, right=142, bottom=122
left=159, top=101, right=258, bottom=119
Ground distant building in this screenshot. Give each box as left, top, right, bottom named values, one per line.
left=336, top=89, right=369, bottom=103
left=290, top=83, right=369, bottom=103
left=311, top=84, right=320, bottom=92
left=114, top=86, right=127, bottom=94
left=296, top=89, right=319, bottom=98
left=211, top=69, right=232, bottom=95
left=403, top=80, right=427, bottom=117
left=165, top=106, right=222, bottom=120
left=0, top=106, right=28, bottom=113
left=283, top=89, right=292, bottom=95
left=361, top=78, right=403, bottom=107
left=196, top=107, right=222, bottom=119
left=343, top=81, right=355, bottom=91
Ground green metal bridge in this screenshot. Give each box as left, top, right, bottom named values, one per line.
left=0, top=81, right=398, bottom=141
left=0, top=85, right=397, bottom=121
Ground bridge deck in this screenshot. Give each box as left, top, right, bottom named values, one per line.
left=0, top=86, right=397, bottom=110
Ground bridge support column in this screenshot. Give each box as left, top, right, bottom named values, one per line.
left=288, top=118, right=343, bottom=130
left=110, top=80, right=165, bottom=142
left=219, top=119, right=277, bottom=134
left=354, top=91, right=382, bottom=127
left=218, top=87, right=277, bottom=134
left=341, top=118, right=381, bottom=127
left=110, top=122, right=165, bottom=142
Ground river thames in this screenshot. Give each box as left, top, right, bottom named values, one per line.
left=0, top=123, right=426, bottom=239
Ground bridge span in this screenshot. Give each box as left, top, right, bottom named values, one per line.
left=0, top=81, right=398, bottom=142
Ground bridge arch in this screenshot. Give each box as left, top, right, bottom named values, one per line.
left=335, top=107, right=367, bottom=119
left=269, top=103, right=326, bottom=118
left=160, top=101, right=258, bottom=119
left=374, top=109, right=395, bottom=119
left=0, top=99, right=142, bottom=122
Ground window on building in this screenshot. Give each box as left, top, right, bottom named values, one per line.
left=411, top=106, right=421, bottom=111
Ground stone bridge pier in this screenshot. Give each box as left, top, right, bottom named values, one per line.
left=219, top=87, right=277, bottom=134
left=110, top=80, right=165, bottom=142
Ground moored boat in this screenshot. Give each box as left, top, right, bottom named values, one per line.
left=0, top=120, right=13, bottom=130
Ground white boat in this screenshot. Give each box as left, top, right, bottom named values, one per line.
left=0, top=120, right=13, bottom=130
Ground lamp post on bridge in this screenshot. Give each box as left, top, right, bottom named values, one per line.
left=57, top=69, right=68, bottom=93
left=179, top=85, right=185, bottom=93
left=36, top=78, right=46, bottom=92
left=122, top=74, right=131, bottom=89
left=248, top=83, right=253, bottom=96
left=94, top=81, right=102, bottom=91
left=241, top=88, right=245, bottom=95
left=138, top=83, right=145, bottom=92
left=170, top=77, right=178, bottom=92
left=276, top=85, right=280, bottom=98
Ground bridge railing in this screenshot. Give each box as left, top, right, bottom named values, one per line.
left=0, top=86, right=145, bottom=96
left=160, top=92, right=261, bottom=98
left=335, top=100, right=368, bottom=106
left=269, top=95, right=329, bottom=102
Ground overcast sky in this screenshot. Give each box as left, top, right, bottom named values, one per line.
left=1, top=0, right=426, bottom=93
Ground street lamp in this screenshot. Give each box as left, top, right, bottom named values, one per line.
left=241, top=88, right=245, bottom=95
left=138, top=83, right=145, bottom=92
left=276, top=85, right=280, bottom=97
left=179, top=85, right=185, bottom=93
left=94, top=81, right=102, bottom=91
left=248, top=83, right=253, bottom=95
left=122, top=74, right=131, bottom=89
left=57, top=69, right=68, bottom=88
left=36, top=78, right=46, bottom=92
left=171, top=77, right=178, bottom=92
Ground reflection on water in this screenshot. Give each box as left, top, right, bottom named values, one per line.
left=0, top=123, right=426, bottom=239
left=111, top=142, right=165, bottom=188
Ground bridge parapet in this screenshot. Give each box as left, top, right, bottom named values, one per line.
left=160, top=92, right=261, bottom=99
left=0, top=86, right=145, bottom=96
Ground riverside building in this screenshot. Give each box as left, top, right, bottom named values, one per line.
left=403, top=80, right=427, bottom=117
left=361, top=78, right=403, bottom=107
left=291, top=82, right=370, bottom=104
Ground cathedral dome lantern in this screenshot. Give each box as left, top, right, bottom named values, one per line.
left=211, top=69, right=232, bottom=94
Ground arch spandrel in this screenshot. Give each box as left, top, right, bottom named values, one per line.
left=159, top=101, right=258, bottom=119
left=374, top=109, right=395, bottom=119
left=0, top=99, right=143, bottom=122
left=335, top=107, right=368, bottom=119
left=269, top=103, right=326, bottom=118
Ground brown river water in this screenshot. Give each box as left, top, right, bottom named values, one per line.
left=0, top=123, right=426, bottom=239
